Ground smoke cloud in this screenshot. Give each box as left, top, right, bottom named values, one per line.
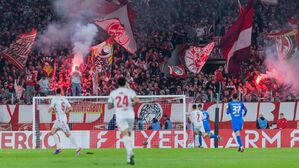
left=263, top=43, right=299, bottom=94
left=37, top=0, right=112, bottom=64
left=72, top=23, right=98, bottom=69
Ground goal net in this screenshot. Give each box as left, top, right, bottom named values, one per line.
left=32, top=95, right=187, bottom=149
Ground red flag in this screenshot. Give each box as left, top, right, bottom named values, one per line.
left=168, top=65, right=187, bottom=77
left=237, top=0, right=244, bottom=14
left=220, top=0, right=253, bottom=73
left=184, top=42, right=215, bottom=74
left=97, top=5, right=137, bottom=53
left=1, top=29, right=37, bottom=69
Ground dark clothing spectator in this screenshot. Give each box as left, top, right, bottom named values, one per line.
left=25, top=72, right=36, bottom=104
left=256, top=114, right=269, bottom=129
left=163, top=115, right=173, bottom=130
left=137, top=117, right=144, bottom=130
left=164, top=119, right=173, bottom=130
left=150, top=118, right=161, bottom=130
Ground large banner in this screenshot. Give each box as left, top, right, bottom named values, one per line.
left=185, top=42, right=215, bottom=73
left=0, top=102, right=299, bottom=130
left=1, top=129, right=299, bottom=149
left=1, top=29, right=37, bottom=69
left=95, top=5, right=137, bottom=53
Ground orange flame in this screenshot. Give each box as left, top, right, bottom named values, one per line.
left=256, top=75, right=264, bottom=85
left=72, top=64, right=77, bottom=72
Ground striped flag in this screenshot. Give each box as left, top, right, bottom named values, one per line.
left=1, top=29, right=37, bottom=69
left=220, top=0, right=253, bottom=73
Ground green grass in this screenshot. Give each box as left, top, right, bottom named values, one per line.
left=0, top=148, right=298, bottom=168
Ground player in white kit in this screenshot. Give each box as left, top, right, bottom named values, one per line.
left=190, top=104, right=222, bottom=147
left=108, top=77, right=139, bottom=165
left=190, top=104, right=205, bottom=143
left=48, top=88, right=81, bottom=156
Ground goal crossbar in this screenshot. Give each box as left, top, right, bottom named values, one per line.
left=32, top=95, right=187, bottom=149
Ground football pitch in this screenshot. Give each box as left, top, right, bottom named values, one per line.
left=0, top=148, right=298, bottom=168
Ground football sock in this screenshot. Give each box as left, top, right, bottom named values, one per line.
left=53, top=133, right=61, bottom=149
left=123, top=135, right=133, bottom=157
left=198, top=136, right=202, bottom=146
left=236, top=135, right=243, bottom=147
left=210, top=134, right=218, bottom=139
left=69, top=135, right=79, bottom=149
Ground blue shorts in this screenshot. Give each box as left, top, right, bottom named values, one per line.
left=203, top=122, right=211, bottom=133
left=232, top=120, right=243, bottom=132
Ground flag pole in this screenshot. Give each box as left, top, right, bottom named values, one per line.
left=214, top=82, right=221, bottom=148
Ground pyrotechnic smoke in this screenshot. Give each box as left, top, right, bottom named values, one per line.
left=72, top=23, right=98, bottom=69
left=263, top=43, right=299, bottom=94
left=37, top=0, right=111, bottom=63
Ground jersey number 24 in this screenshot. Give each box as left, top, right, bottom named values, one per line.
left=116, top=95, right=129, bottom=108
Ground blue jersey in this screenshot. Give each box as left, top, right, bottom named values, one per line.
left=201, top=110, right=211, bottom=132
left=226, top=101, right=247, bottom=121
left=227, top=101, right=247, bottom=132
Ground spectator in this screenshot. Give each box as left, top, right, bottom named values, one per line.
left=137, top=117, right=144, bottom=130
left=256, top=114, right=269, bottom=129
left=150, top=118, right=161, bottom=130
left=70, top=66, right=82, bottom=96
left=108, top=114, right=116, bottom=130
left=163, top=115, right=172, bottom=130
left=277, top=113, right=287, bottom=129
left=24, top=70, right=36, bottom=104
left=39, top=76, right=50, bottom=96
left=214, top=66, right=224, bottom=93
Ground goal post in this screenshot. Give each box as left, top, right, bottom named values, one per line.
left=32, top=95, right=187, bottom=149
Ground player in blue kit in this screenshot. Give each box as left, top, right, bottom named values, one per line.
left=197, top=104, right=222, bottom=147
left=226, top=93, right=247, bottom=152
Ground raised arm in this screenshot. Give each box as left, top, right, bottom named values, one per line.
left=48, top=107, right=55, bottom=113
left=226, top=104, right=230, bottom=115
left=48, top=99, right=55, bottom=113
left=66, top=106, right=73, bottom=113
left=242, top=103, right=247, bottom=117
left=65, top=99, right=72, bottom=113
left=132, top=96, right=140, bottom=107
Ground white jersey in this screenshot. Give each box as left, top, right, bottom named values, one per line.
left=191, top=110, right=204, bottom=126
left=108, top=87, right=137, bottom=119
left=50, top=96, right=71, bottom=122
left=71, top=70, right=82, bottom=84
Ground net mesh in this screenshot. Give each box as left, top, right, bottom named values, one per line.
left=33, top=95, right=186, bottom=149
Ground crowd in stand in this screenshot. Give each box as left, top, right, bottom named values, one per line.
left=0, top=0, right=299, bottom=104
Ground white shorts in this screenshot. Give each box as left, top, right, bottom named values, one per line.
left=116, top=116, right=134, bottom=132
left=193, top=123, right=205, bottom=134
left=53, top=120, right=70, bottom=133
